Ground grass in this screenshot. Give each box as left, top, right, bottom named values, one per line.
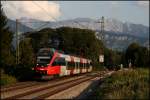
left=0, top=69, right=17, bottom=86
left=94, top=68, right=149, bottom=100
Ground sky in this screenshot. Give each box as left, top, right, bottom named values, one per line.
left=1, top=1, right=149, bottom=26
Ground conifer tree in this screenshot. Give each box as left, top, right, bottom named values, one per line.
left=0, top=2, right=15, bottom=67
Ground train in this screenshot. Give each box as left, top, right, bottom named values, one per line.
left=33, top=48, right=92, bottom=79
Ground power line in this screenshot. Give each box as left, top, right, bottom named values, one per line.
left=59, top=9, right=89, bottom=29
left=32, top=1, right=58, bottom=22
left=15, top=1, right=60, bottom=35
left=30, top=1, right=58, bottom=31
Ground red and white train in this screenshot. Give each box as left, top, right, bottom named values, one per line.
left=33, top=48, right=92, bottom=79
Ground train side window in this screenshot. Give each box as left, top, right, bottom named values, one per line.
left=90, top=62, right=92, bottom=66
left=87, top=63, right=89, bottom=67
left=52, top=57, right=65, bottom=66
left=87, top=63, right=90, bottom=68
left=75, top=62, right=76, bottom=67
left=67, top=62, right=75, bottom=70
left=77, top=62, right=80, bottom=68
left=72, top=62, right=75, bottom=67
left=66, top=61, right=68, bottom=67
left=59, top=58, right=66, bottom=66
left=80, top=63, right=83, bottom=68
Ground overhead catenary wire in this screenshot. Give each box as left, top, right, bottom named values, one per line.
left=31, top=1, right=105, bottom=42
left=18, top=1, right=93, bottom=33
left=30, top=1, right=90, bottom=31
left=14, top=1, right=60, bottom=34
left=32, top=1, right=58, bottom=22
left=30, top=1, right=59, bottom=31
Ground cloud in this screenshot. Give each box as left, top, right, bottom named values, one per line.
left=110, top=1, right=119, bottom=5
left=109, top=1, right=119, bottom=8
left=136, top=1, right=149, bottom=8
left=1, top=1, right=61, bottom=21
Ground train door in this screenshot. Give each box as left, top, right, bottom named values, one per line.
left=59, top=58, right=66, bottom=76
left=76, top=62, right=80, bottom=74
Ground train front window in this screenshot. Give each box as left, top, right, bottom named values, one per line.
left=37, top=48, right=54, bottom=57
left=38, top=51, right=52, bottom=56
left=37, top=58, right=50, bottom=67
left=36, top=48, right=54, bottom=67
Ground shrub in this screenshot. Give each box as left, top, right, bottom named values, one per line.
left=13, top=64, right=35, bottom=81
left=0, top=69, right=17, bottom=86
left=95, top=68, right=149, bottom=99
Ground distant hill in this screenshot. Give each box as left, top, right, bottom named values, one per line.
left=7, top=18, right=149, bottom=50
left=96, top=31, right=149, bottom=51
left=7, top=19, right=33, bottom=33
left=20, top=17, right=149, bottom=38
left=7, top=19, right=33, bottom=48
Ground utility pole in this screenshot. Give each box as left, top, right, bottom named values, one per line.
left=101, top=16, right=104, bottom=67
left=97, top=16, right=104, bottom=50
left=101, top=16, right=104, bottom=43
left=96, top=16, right=105, bottom=68
left=16, top=19, right=19, bottom=65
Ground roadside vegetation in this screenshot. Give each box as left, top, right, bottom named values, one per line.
left=0, top=69, right=17, bottom=86
left=94, top=68, right=149, bottom=99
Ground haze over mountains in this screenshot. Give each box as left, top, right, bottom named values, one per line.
left=7, top=17, right=149, bottom=51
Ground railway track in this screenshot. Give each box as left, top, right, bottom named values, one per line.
left=1, top=73, right=89, bottom=93
left=34, top=76, right=95, bottom=99
left=1, top=81, right=41, bottom=92
left=1, top=71, right=110, bottom=99
left=1, top=73, right=92, bottom=99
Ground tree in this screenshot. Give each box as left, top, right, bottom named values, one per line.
left=56, top=27, right=104, bottom=63
left=19, top=38, right=35, bottom=66
left=27, top=28, right=55, bottom=53
left=0, top=2, right=15, bottom=68
left=125, top=42, right=149, bottom=67
left=125, top=42, right=140, bottom=67
left=27, top=27, right=105, bottom=69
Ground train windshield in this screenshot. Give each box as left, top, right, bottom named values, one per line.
left=37, top=58, right=51, bottom=67
left=36, top=48, right=54, bottom=67
left=37, top=50, right=53, bottom=56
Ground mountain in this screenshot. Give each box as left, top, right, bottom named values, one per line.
left=20, top=17, right=149, bottom=38
left=7, top=19, right=33, bottom=48
left=7, top=18, right=149, bottom=50
left=7, top=19, right=33, bottom=33
left=96, top=31, right=149, bottom=51
left=18, top=17, right=49, bottom=30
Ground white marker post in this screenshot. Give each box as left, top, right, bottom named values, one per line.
left=99, top=55, right=104, bottom=63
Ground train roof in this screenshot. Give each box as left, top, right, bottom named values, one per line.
left=38, top=48, right=92, bottom=63
left=57, top=52, right=92, bottom=63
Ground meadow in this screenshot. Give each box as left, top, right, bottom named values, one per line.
left=94, top=68, right=149, bottom=99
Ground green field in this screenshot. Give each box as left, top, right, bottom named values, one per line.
left=94, top=68, right=149, bottom=99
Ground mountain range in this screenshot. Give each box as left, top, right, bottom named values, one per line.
left=7, top=17, right=149, bottom=51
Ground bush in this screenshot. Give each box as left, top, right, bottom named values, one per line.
left=0, top=69, right=17, bottom=86
left=92, top=62, right=105, bottom=71
left=95, top=68, right=149, bottom=99
left=13, top=64, right=35, bottom=81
